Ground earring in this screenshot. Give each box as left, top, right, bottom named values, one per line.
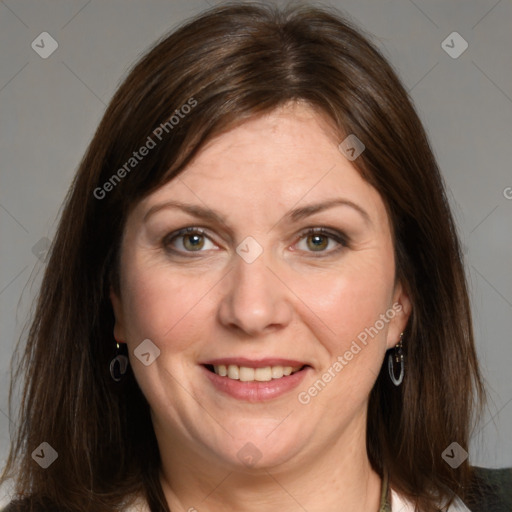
left=109, top=341, right=129, bottom=382
left=388, top=332, right=404, bottom=386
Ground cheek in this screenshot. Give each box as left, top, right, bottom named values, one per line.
left=299, top=267, right=394, bottom=406
left=294, top=256, right=395, bottom=349
left=120, top=255, right=211, bottom=354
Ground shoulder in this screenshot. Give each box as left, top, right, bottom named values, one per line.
left=4, top=468, right=511, bottom=512
left=389, top=466, right=511, bottom=512
left=1, top=493, right=150, bottom=512
left=1, top=498, right=72, bottom=512
left=461, top=466, right=512, bottom=512
left=1, top=499, right=58, bottom=512
left=1, top=501, right=30, bottom=512
left=1, top=501, right=29, bottom=512
left=391, top=490, right=471, bottom=511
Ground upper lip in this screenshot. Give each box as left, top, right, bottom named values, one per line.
left=200, top=357, right=310, bottom=368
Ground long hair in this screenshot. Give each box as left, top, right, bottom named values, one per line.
left=1, top=3, right=485, bottom=511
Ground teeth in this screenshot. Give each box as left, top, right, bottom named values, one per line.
left=212, top=364, right=303, bottom=381
left=271, top=366, right=284, bottom=378
left=227, top=364, right=239, bottom=379
left=254, top=367, right=272, bottom=381
left=239, top=366, right=254, bottom=382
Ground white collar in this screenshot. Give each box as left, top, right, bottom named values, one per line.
left=391, top=489, right=472, bottom=512
left=122, top=495, right=150, bottom=512
left=122, top=489, right=473, bottom=511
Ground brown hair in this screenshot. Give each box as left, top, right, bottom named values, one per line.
left=1, top=2, right=485, bottom=511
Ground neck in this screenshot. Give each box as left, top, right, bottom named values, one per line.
left=158, top=420, right=382, bottom=512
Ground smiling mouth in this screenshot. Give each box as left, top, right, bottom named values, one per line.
left=204, top=364, right=308, bottom=382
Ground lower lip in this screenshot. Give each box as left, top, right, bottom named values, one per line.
left=202, top=365, right=311, bottom=402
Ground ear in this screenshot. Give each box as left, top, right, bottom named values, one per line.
left=110, top=285, right=127, bottom=342
left=385, top=281, right=412, bottom=350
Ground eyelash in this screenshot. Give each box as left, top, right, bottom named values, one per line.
left=162, top=226, right=348, bottom=257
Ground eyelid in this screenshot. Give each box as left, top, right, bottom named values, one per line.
left=297, top=226, right=348, bottom=242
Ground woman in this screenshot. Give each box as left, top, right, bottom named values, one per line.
left=1, top=2, right=510, bottom=511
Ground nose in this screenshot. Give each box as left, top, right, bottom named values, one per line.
left=217, top=248, right=293, bottom=337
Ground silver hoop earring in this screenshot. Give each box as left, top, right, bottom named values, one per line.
left=110, top=342, right=129, bottom=382
left=388, top=332, right=404, bottom=386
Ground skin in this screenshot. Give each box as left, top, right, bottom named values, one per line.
left=110, top=101, right=411, bottom=512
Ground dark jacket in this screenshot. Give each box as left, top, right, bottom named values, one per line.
left=463, top=466, right=512, bottom=511
left=2, top=466, right=511, bottom=511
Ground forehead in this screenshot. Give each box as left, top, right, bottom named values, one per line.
left=196, top=102, right=339, bottom=164
left=132, top=102, right=388, bottom=231
left=164, top=104, right=362, bottom=189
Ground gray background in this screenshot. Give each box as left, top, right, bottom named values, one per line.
left=1, top=0, right=511, bottom=505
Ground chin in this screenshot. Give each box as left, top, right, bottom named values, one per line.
left=213, top=430, right=305, bottom=471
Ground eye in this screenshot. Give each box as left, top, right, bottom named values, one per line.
left=162, top=226, right=348, bottom=257
left=295, top=227, right=348, bottom=255
left=163, top=227, right=216, bottom=253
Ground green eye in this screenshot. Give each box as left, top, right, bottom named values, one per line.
left=182, top=232, right=205, bottom=251
left=296, top=228, right=348, bottom=255
left=164, top=227, right=214, bottom=252
left=305, top=233, right=329, bottom=251
left=163, top=226, right=348, bottom=257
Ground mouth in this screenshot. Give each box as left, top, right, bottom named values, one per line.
left=199, top=357, right=312, bottom=401
left=203, top=363, right=307, bottom=382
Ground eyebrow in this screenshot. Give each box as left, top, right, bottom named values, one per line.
left=143, top=198, right=371, bottom=226
left=286, top=198, right=371, bottom=225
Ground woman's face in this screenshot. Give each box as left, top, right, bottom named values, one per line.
left=110, top=102, right=411, bottom=472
